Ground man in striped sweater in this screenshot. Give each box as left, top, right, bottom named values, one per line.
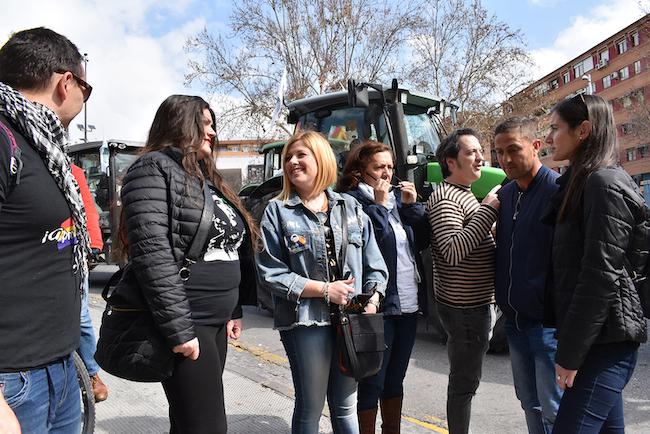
left=426, top=128, right=500, bottom=434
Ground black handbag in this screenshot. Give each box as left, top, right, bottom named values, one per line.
left=95, top=181, right=214, bottom=382
left=332, top=202, right=386, bottom=381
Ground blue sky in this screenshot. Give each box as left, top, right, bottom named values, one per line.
left=485, top=0, right=591, bottom=48
left=0, top=0, right=645, bottom=141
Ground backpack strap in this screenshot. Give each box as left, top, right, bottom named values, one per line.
left=0, top=120, right=22, bottom=187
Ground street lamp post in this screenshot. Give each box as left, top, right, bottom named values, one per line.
left=581, top=73, right=593, bottom=95
left=83, top=53, right=89, bottom=142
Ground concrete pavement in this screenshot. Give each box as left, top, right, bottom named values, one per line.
left=87, top=269, right=443, bottom=434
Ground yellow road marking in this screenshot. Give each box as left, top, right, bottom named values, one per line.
left=231, top=341, right=448, bottom=433
left=229, top=340, right=288, bottom=365
left=402, top=415, right=449, bottom=433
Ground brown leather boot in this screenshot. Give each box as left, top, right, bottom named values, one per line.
left=91, top=373, right=109, bottom=403
left=380, top=396, right=403, bottom=434
left=358, top=407, right=378, bottom=434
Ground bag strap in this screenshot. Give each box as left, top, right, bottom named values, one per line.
left=340, top=313, right=361, bottom=379
left=339, top=201, right=348, bottom=274
left=333, top=202, right=349, bottom=316
left=0, top=119, right=22, bottom=188
left=102, top=265, right=126, bottom=301
left=178, top=181, right=214, bottom=280
left=105, top=180, right=215, bottom=298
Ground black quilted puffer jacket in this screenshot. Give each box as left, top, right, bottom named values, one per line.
left=545, top=166, right=647, bottom=370
left=119, top=147, right=257, bottom=347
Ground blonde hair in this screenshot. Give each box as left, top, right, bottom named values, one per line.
left=277, top=130, right=337, bottom=201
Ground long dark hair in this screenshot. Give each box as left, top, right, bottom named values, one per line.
left=117, top=95, right=257, bottom=260
left=337, top=140, right=393, bottom=192
left=554, top=94, right=618, bottom=221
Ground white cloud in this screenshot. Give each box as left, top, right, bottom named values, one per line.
left=531, top=0, right=645, bottom=79
left=0, top=0, right=207, bottom=143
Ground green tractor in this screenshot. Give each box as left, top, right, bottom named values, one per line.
left=239, top=79, right=508, bottom=351
left=66, top=139, right=145, bottom=263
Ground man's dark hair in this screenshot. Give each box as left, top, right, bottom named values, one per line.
left=494, top=117, right=538, bottom=141
left=0, top=27, right=83, bottom=91
left=436, top=128, right=477, bottom=178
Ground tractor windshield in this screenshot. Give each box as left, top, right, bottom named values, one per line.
left=296, top=104, right=389, bottom=148
left=403, top=113, right=441, bottom=156
left=113, top=151, right=139, bottom=205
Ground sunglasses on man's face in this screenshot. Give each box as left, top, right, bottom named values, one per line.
left=55, top=69, right=92, bottom=102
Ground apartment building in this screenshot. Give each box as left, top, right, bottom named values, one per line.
left=505, top=14, right=650, bottom=202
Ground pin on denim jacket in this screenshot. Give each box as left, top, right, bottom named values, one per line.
left=256, top=188, right=388, bottom=330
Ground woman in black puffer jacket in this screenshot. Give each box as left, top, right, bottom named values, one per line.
left=117, top=95, right=257, bottom=433
left=544, top=93, right=647, bottom=434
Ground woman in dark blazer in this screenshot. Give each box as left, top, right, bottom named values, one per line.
left=338, top=140, right=429, bottom=434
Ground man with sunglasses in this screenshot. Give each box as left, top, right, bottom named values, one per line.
left=0, top=28, right=91, bottom=433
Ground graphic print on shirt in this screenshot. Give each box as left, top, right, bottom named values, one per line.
left=41, top=217, right=76, bottom=250
left=204, top=192, right=244, bottom=262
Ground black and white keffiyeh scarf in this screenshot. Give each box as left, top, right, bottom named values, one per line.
left=0, top=81, right=90, bottom=293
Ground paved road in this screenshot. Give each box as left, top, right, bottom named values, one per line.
left=89, top=266, right=650, bottom=433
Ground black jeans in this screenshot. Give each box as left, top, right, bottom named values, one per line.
left=162, top=323, right=228, bottom=434
left=437, top=303, right=492, bottom=434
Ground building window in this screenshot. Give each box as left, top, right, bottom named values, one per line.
left=635, top=60, right=642, bottom=74
left=632, top=32, right=640, bottom=47
left=620, top=66, right=630, bottom=80
left=550, top=78, right=559, bottom=89
left=535, top=82, right=549, bottom=95
left=639, top=145, right=648, bottom=158
left=627, top=149, right=636, bottom=161
left=563, top=72, right=570, bottom=84
left=617, top=38, right=628, bottom=54
left=573, top=63, right=584, bottom=78
left=573, top=57, right=594, bottom=79
left=599, top=50, right=610, bottom=63
left=603, top=75, right=612, bottom=88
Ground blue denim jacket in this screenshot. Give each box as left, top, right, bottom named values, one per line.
left=256, top=188, right=388, bottom=330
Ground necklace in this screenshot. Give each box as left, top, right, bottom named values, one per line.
left=302, top=192, right=328, bottom=214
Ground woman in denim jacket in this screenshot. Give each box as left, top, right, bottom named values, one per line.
left=257, top=130, right=388, bottom=434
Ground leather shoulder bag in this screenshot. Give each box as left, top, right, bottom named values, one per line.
left=332, top=201, right=386, bottom=382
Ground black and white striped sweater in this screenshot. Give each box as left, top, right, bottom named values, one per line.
left=426, top=181, right=497, bottom=308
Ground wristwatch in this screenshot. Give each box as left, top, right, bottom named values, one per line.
left=367, top=298, right=380, bottom=309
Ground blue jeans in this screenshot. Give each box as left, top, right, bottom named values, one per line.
left=280, top=325, right=359, bottom=434
left=552, top=342, right=638, bottom=434
left=78, top=279, right=100, bottom=376
left=0, top=354, right=80, bottom=433
left=358, top=313, right=417, bottom=410
left=436, top=303, right=492, bottom=434
left=505, top=319, right=563, bottom=434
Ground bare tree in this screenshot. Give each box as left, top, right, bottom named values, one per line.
left=407, top=0, right=532, bottom=139
left=186, top=0, right=419, bottom=138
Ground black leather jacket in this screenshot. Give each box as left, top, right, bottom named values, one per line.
left=119, top=147, right=256, bottom=347
left=545, top=166, right=647, bottom=370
